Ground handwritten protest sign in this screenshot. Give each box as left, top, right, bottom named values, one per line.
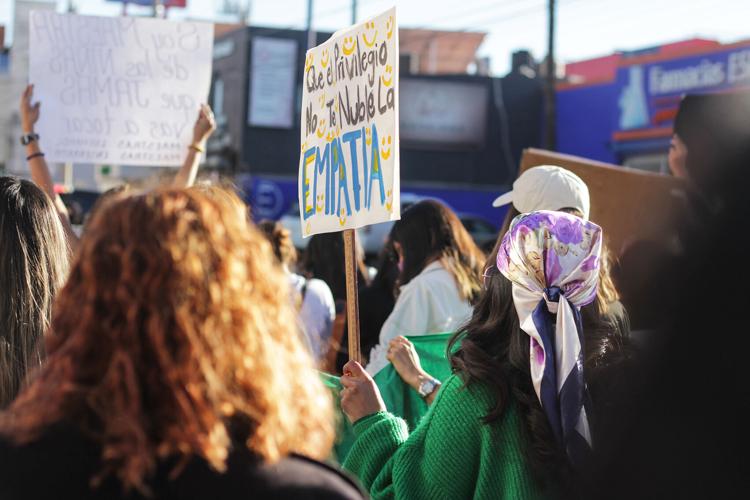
left=298, top=7, right=399, bottom=237
left=29, top=11, right=213, bottom=166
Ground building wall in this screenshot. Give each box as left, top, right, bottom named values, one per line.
left=0, top=1, right=57, bottom=174
left=557, top=82, right=619, bottom=164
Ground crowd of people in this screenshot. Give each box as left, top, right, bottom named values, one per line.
left=0, top=82, right=748, bottom=499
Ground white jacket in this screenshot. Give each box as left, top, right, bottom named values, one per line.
left=365, top=260, right=472, bottom=375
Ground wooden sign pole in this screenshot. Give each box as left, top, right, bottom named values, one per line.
left=342, top=229, right=361, bottom=363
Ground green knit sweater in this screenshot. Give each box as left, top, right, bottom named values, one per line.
left=343, top=374, right=542, bottom=500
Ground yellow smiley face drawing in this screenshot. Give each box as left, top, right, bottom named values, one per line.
left=326, top=129, right=340, bottom=142
left=305, top=53, right=314, bottom=72
left=319, top=92, right=326, bottom=108
left=301, top=140, right=308, bottom=152
left=316, top=194, right=324, bottom=213
left=362, top=21, right=377, bottom=48
left=385, top=189, right=393, bottom=213
left=316, top=119, right=327, bottom=138
left=381, top=65, right=393, bottom=87
left=386, top=16, right=394, bottom=40
left=338, top=207, right=347, bottom=226
left=381, top=135, right=392, bottom=160
left=321, top=49, right=330, bottom=68
left=365, top=127, right=372, bottom=146
left=342, top=36, right=356, bottom=56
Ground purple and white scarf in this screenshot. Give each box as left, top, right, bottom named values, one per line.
left=497, top=210, right=602, bottom=466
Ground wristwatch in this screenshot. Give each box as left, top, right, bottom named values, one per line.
left=417, top=377, right=441, bottom=398
left=20, top=133, right=39, bottom=145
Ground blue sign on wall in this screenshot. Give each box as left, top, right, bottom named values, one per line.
left=557, top=43, right=750, bottom=164
left=616, top=45, right=750, bottom=131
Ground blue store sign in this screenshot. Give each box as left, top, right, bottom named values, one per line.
left=616, top=45, right=750, bottom=131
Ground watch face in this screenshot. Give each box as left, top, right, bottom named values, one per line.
left=420, top=380, right=435, bottom=396
left=21, top=134, right=38, bottom=145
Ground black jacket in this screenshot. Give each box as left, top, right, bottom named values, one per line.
left=0, top=423, right=364, bottom=500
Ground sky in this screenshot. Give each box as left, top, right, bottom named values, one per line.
left=1, top=0, right=749, bottom=74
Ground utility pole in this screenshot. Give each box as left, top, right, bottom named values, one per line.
left=544, top=0, right=556, bottom=150
left=306, top=0, right=315, bottom=50
left=351, top=0, right=357, bottom=25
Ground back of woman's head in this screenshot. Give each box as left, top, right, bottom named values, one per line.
left=301, top=232, right=369, bottom=301
left=0, top=187, right=334, bottom=492
left=391, top=200, right=484, bottom=302
left=0, top=176, right=69, bottom=408
left=258, top=220, right=297, bottom=268
left=498, top=206, right=620, bottom=315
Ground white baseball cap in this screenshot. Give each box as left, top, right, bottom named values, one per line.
left=492, top=165, right=590, bottom=220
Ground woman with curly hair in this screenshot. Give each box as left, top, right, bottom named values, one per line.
left=340, top=211, right=605, bottom=499
left=0, top=188, right=363, bottom=499
left=0, top=177, right=70, bottom=408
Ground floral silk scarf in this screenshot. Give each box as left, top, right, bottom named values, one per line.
left=497, top=210, right=602, bottom=467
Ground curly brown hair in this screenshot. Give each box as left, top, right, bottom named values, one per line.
left=0, top=188, right=334, bottom=492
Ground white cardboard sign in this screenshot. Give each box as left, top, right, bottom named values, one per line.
left=28, top=11, right=213, bottom=166
left=298, top=7, right=399, bottom=237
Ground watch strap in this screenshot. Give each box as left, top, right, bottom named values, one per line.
left=20, top=133, right=39, bottom=145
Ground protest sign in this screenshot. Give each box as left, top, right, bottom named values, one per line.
left=28, top=11, right=213, bottom=166
left=519, top=148, right=686, bottom=254
left=298, top=7, right=399, bottom=238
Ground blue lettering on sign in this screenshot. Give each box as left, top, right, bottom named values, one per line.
left=300, top=122, right=388, bottom=221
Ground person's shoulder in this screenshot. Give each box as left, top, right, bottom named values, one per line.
left=253, top=454, right=364, bottom=499
left=0, top=423, right=104, bottom=499
left=288, top=272, right=305, bottom=290
left=303, top=278, right=335, bottom=312
left=413, top=261, right=461, bottom=293
left=432, top=373, right=497, bottom=415
left=399, top=262, right=450, bottom=294
left=305, top=278, right=334, bottom=298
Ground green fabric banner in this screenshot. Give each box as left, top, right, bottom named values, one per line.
left=320, top=332, right=455, bottom=463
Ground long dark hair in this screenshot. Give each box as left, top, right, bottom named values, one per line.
left=390, top=200, right=484, bottom=303
left=0, top=177, right=70, bottom=408
left=300, top=232, right=369, bottom=302
left=448, top=254, right=568, bottom=488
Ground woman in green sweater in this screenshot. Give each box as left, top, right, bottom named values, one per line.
left=340, top=211, right=605, bottom=499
